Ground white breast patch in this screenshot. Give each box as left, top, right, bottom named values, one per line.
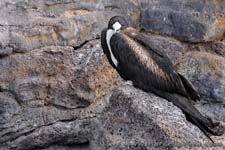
left=106, top=29, right=118, bottom=67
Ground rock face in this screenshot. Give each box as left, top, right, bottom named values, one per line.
left=96, top=85, right=211, bottom=150
left=0, top=0, right=225, bottom=150
left=0, top=41, right=121, bottom=150
left=176, top=51, right=225, bottom=103
left=144, top=33, right=187, bottom=64
left=176, top=51, right=225, bottom=127
left=0, top=0, right=139, bottom=54
left=141, top=0, right=225, bottom=42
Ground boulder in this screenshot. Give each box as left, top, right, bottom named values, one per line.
left=4, top=85, right=225, bottom=150
left=141, top=0, right=225, bottom=42
left=211, top=40, right=225, bottom=57
left=176, top=51, right=225, bottom=128
left=176, top=51, right=225, bottom=103
left=0, top=0, right=140, bottom=54
left=195, top=103, right=225, bottom=123
left=145, top=33, right=187, bottom=64
left=96, top=85, right=213, bottom=150
left=0, top=40, right=121, bottom=149
left=186, top=39, right=225, bottom=57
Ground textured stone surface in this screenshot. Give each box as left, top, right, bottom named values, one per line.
left=97, top=85, right=212, bottom=149
left=211, top=40, right=225, bottom=57
left=176, top=51, right=225, bottom=103
left=196, top=103, right=225, bottom=123
left=0, top=0, right=225, bottom=149
left=176, top=51, right=225, bottom=132
left=6, top=85, right=225, bottom=150
left=0, top=0, right=139, bottom=53
left=8, top=119, right=92, bottom=150
left=0, top=40, right=119, bottom=105
left=141, top=0, right=225, bottom=42
left=185, top=39, right=225, bottom=58
left=0, top=40, right=121, bottom=149
left=145, top=33, right=187, bottom=64
left=0, top=2, right=109, bottom=52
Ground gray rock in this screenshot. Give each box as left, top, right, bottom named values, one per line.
left=1, top=0, right=106, bottom=52
left=176, top=51, right=225, bottom=103
left=0, top=40, right=121, bottom=149
left=211, top=40, right=225, bottom=57
left=145, top=33, right=187, bottom=64
left=176, top=51, right=225, bottom=133
left=101, top=0, right=141, bottom=28
left=8, top=120, right=91, bottom=150
left=0, top=0, right=140, bottom=53
left=186, top=39, right=225, bottom=57
left=95, top=85, right=224, bottom=149
left=141, top=0, right=225, bottom=42
left=1, top=42, right=224, bottom=149
left=0, top=92, right=20, bottom=124
left=195, top=103, right=225, bottom=123
left=0, top=27, right=12, bottom=57
left=4, top=84, right=225, bottom=150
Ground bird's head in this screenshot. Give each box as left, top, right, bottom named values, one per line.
left=108, top=16, right=128, bottom=32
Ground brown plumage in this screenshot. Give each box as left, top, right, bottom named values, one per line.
left=111, top=27, right=200, bottom=101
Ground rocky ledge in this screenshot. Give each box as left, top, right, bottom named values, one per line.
left=0, top=0, right=225, bottom=150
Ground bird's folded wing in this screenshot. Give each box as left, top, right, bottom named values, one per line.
left=110, top=30, right=190, bottom=97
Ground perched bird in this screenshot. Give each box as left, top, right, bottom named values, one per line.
left=101, top=16, right=224, bottom=142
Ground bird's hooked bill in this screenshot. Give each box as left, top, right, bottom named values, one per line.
left=113, top=22, right=122, bottom=31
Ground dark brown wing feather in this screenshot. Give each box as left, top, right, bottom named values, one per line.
left=124, top=28, right=199, bottom=100
left=178, top=73, right=200, bottom=101
left=110, top=28, right=199, bottom=100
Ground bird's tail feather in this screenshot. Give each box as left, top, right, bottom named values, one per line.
left=185, top=114, right=214, bottom=142
left=178, top=73, right=200, bottom=101
left=152, top=89, right=224, bottom=141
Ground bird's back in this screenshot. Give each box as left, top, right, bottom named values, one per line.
left=109, top=30, right=189, bottom=97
